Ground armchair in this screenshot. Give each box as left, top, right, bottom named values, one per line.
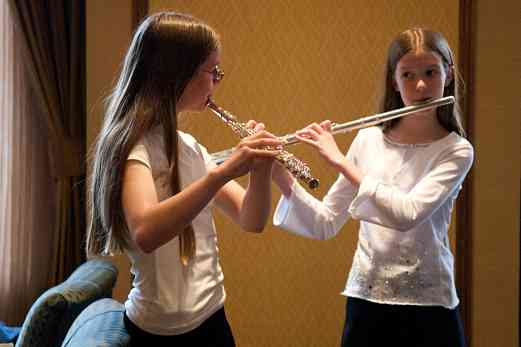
left=15, top=259, right=118, bottom=347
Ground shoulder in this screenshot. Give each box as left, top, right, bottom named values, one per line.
left=178, top=131, right=210, bottom=158
left=128, top=139, right=151, bottom=169
left=433, top=132, right=474, bottom=170
left=177, top=130, right=197, bottom=147
left=357, top=126, right=384, bottom=141
left=352, top=126, right=385, bottom=148
left=178, top=130, right=202, bottom=151
left=440, top=133, right=474, bottom=157
left=452, top=133, right=473, bottom=151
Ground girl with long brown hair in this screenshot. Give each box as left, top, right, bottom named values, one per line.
left=86, top=12, right=281, bottom=346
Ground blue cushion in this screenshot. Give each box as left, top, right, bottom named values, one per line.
left=61, top=298, right=130, bottom=347
left=0, top=321, right=21, bottom=343
left=16, top=259, right=118, bottom=347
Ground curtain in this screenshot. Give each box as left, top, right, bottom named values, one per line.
left=7, top=0, right=86, bottom=286
left=0, top=0, right=56, bottom=325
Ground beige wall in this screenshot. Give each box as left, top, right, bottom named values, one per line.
left=86, top=0, right=133, bottom=300
left=86, top=1, right=520, bottom=346
left=149, top=1, right=458, bottom=346
left=471, top=1, right=520, bottom=346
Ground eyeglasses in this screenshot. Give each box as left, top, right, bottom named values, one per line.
left=204, top=65, right=224, bottom=83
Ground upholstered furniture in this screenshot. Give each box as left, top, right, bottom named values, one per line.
left=61, top=298, right=130, bottom=347
left=15, top=259, right=118, bottom=347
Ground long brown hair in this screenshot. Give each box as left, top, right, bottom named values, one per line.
left=379, top=28, right=466, bottom=137
left=86, top=12, right=220, bottom=258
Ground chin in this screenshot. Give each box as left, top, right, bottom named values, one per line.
left=185, top=104, right=207, bottom=113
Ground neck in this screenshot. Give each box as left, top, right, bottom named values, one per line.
left=386, top=111, right=449, bottom=144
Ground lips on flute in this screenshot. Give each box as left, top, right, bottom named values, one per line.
left=210, top=96, right=454, bottom=165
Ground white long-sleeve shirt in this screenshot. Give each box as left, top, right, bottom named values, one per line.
left=274, top=126, right=474, bottom=308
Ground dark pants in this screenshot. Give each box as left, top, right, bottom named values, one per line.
left=124, top=307, right=236, bottom=347
left=341, top=297, right=466, bottom=347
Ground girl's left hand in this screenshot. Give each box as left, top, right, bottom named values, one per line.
left=244, top=120, right=279, bottom=173
left=295, top=120, right=345, bottom=168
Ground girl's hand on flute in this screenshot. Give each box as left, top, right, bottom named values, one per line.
left=244, top=120, right=295, bottom=197
left=296, top=120, right=362, bottom=186
left=244, top=120, right=281, bottom=173
left=218, top=122, right=281, bottom=180
left=296, top=120, right=345, bottom=169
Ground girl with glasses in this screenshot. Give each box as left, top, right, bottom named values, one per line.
left=86, top=12, right=281, bottom=346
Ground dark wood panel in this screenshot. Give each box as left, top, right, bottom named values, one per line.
left=457, top=0, right=475, bottom=345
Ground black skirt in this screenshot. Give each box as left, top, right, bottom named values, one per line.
left=124, top=307, right=235, bottom=347
left=341, top=297, right=466, bottom=347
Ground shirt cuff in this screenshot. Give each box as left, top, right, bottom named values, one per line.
left=273, top=182, right=319, bottom=238
left=273, top=180, right=297, bottom=227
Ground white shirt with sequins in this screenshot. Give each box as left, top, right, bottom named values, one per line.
left=273, top=126, right=474, bottom=309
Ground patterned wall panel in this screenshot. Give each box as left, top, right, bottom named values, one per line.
left=150, top=1, right=458, bottom=346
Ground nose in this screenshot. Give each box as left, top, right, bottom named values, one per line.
left=416, top=78, right=427, bottom=90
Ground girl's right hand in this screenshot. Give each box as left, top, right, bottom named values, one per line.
left=295, top=120, right=345, bottom=169
left=218, top=129, right=282, bottom=181
left=296, top=120, right=362, bottom=186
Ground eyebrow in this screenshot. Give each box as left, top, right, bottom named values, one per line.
left=398, top=64, right=441, bottom=70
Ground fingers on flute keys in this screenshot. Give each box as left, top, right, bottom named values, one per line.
left=295, top=120, right=336, bottom=149
left=245, top=119, right=266, bottom=133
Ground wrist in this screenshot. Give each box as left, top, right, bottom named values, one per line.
left=251, top=163, right=273, bottom=177
left=331, top=155, right=348, bottom=171
left=250, top=166, right=274, bottom=192
left=208, top=165, right=231, bottom=187
left=336, top=157, right=362, bottom=187
left=273, top=166, right=295, bottom=197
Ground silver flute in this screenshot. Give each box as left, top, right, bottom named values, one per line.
left=211, top=96, right=455, bottom=165
left=207, top=99, right=320, bottom=189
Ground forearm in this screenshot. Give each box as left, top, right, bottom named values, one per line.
left=134, top=167, right=228, bottom=252
left=348, top=147, right=474, bottom=231
left=334, top=156, right=362, bottom=188
left=271, top=163, right=295, bottom=197
left=273, top=178, right=352, bottom=240
left=239, top=168, right=272, bottom=232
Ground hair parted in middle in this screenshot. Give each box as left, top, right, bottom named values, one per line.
left=379, top=28, right=466, bottom=137
left=87, top=12, right=220, bottom=263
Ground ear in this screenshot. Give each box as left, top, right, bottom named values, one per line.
left=392, top=78, right=399, bottom=91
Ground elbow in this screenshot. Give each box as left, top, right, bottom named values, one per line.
left=242, top=224, right=266, bottom=234
left=394, top=215, right=421, bottom=232
left=395, top=223, right=414, bottom=232
left=134, top=229, right=156, bottom=253
left=129, top=211, right=186, bottom=253
left=391, top=202, right=424, bottom=232
left=318, top=231, right=337, bottom=241
left=240, top=215, right=268, bottom=233
left=127, top=212, right=159, bottom=253
left=318, top=218, right=341, bottom=240
left=133, top=225, right=160, bottom=254
left=251, top=225, right=265, bottom=233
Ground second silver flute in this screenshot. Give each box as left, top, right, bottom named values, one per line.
left=207, top=99, right=320, bottom=189
left=211, top=96, right=454, bottom=164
